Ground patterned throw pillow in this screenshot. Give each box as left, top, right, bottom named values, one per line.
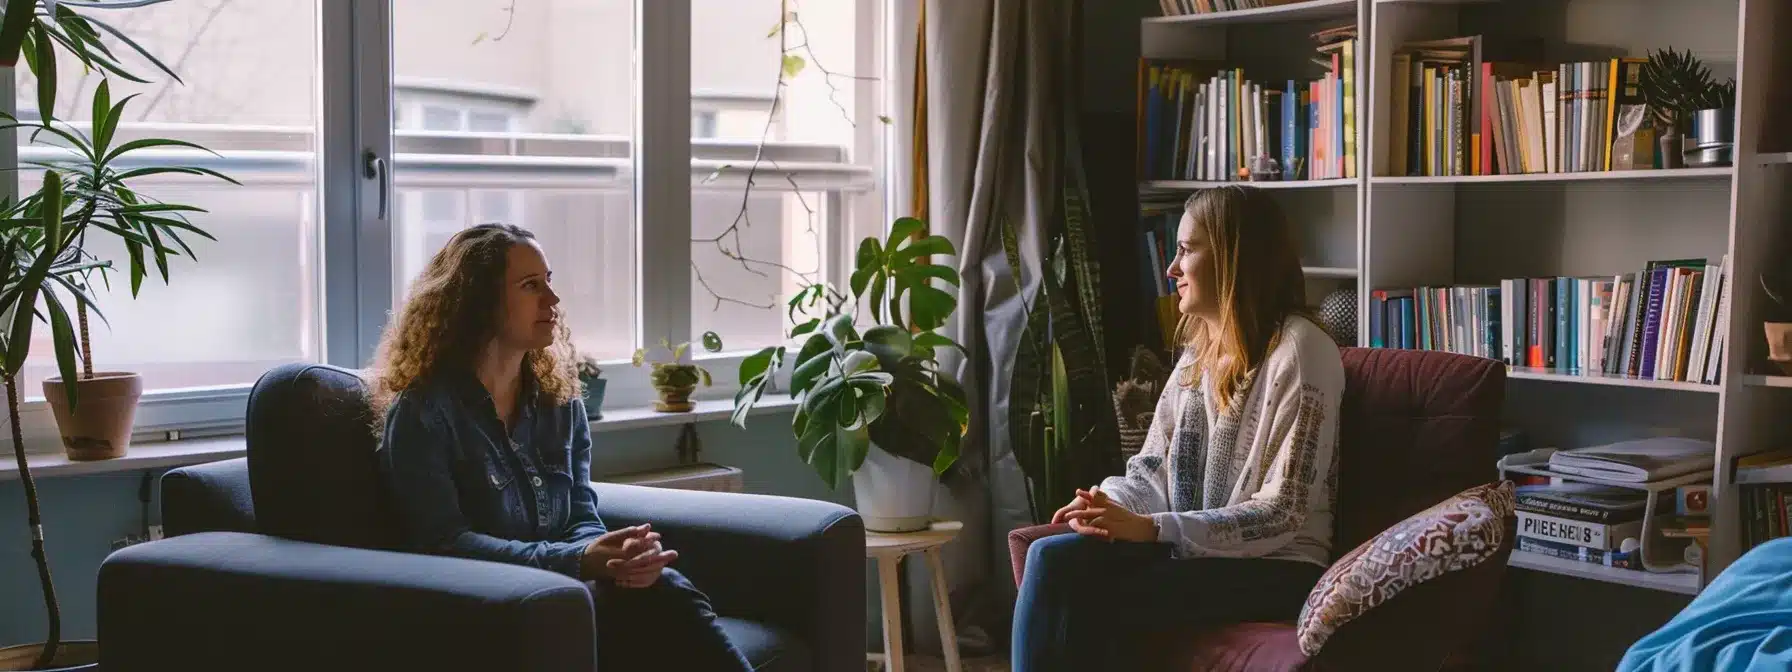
left=1294, top=480, right=1516, bottom=656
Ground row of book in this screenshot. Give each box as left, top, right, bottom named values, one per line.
left=1136, top=24, right=1358, bottom=182
left=1366, top=257, right=1731, bottom=384
left=1389, top=34, right=1657, bottom=177
left=1154, top=0, right=1305, bottom=16
left=1506, top=438, right=1715, bottom=572
left=1735, top=450, right=1792, bottom=552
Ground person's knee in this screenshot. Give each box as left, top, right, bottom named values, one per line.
left=1025, top=532, right=1099, bottom=580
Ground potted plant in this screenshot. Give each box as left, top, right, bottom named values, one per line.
left=1761, top=272, right=1792, bottom=375
left=575, top=353, right=605, bottom=421
left=1641, top=47, right=1735, bottom=168
left=0, top=1, right=229, bottom=669
left=731, top=217, right=968, bottom=532
left=632, top=333, right=723, bottom=412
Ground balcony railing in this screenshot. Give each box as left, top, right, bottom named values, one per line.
left=14, top=123, right=873, bottom=191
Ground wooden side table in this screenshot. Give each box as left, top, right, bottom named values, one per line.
left=866, top=520, right=963, bottom=672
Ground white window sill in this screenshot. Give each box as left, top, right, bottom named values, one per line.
left=0, top=394, right=800, bottom=482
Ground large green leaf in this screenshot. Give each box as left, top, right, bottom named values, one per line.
left=861, top=325, right=913, bottom=364
left=731, top=345, right=783, bottom=428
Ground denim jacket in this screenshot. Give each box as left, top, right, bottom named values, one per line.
left=377, top=369, right=606, bottom=580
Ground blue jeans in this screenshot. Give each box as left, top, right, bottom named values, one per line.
left=1011, top=532, right=1324, bottom=672
left=592, top=567, right=751, bottom=671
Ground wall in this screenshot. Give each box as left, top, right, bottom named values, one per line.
left=0, top=411, right=891, bottom=650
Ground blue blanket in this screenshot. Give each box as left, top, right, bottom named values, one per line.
left=1621, top=537, right=1792, bottom=671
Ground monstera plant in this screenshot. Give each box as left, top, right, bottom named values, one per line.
left=732, top=217, right=968, bottom=531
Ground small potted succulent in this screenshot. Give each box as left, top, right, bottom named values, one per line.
left=1641, top=47, right=1735, bottom=168
left=575, top=353, right=605, bottom=421
left=632, top=333, right=723, bottom=412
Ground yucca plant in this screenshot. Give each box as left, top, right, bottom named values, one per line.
left=731, top=217, right=969, bottom=490
left=0, top=0, right=233, bottom=667
left=1640, top=47, right=1734, bottom=135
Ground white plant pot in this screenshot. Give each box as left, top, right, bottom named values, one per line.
left=851, top=444, right=935, bottom=533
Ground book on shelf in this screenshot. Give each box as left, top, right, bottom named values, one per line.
left=1365, top=256, right=1730, bottom=385
left=1155, top=0, right=1309, bottom=17
left=1739, top=483, right=1792, bottom=553
left=1516, top=482, right=1647, bottom=524
left=1388, top=34, right=1660, bottom=177
left=1548, top=437, right=1716, bottom=484
left=1733, top=448, right=1792, bottom=485
left=1135, top=24, right=1356, bottom=182
left=1517, top=536, right=1644, bottom=570
left=1518, top=508, right=1644, bottom=551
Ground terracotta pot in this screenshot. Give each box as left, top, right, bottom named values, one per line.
left=0, top=641, right=99, bottom=671
left=43, top=372, right=142, bottom=461
left=654, top=384, right=696, bottom=413
left=1766, top=323, right=1792, bottom=375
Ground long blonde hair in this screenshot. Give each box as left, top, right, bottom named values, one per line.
left=366, top=223, right=578, bottom=420
left=1177, top=186, right=1309, bottom=411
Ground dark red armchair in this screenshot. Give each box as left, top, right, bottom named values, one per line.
left=1009, top=348, right=1514, bottom=671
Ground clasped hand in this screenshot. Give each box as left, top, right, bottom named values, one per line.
left=1050, top=487, right=1157, bottom=543
left=582, top=524, right=678, bottom=588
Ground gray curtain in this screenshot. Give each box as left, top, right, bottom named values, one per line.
left=897, top=0, right=1081, bottom=657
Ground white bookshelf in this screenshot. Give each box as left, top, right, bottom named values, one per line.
left=1137, top=0, right=1791, bottom=599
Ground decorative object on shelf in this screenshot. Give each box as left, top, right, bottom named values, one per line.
left=731, top=217, right=969, bottom=533
left=0, top=0, right=234, bottom=668
left=1640, top=47, right=1734, bottom=170
left=575, top=352, right=606, bottom=421
left=1688, top=106, right=1735, bottom=168
left=632, top=333, right=722, bottom=413
left=1316, top=287, right=1358, bottom=347
left=1113, top=346, right=1167, bottom=460
left=1758, top=273, right=1792, bottom=375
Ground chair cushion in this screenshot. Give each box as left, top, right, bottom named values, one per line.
left=716, top=617, right=811, bottom=672
left=1169, top=622, right=1315, bottom=671
left=1295, top=480, right=1515, bottom=656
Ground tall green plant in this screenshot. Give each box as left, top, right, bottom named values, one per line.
left=0, top=0, right=232, bottom=666
left=732, top=217, right=969, bottom=490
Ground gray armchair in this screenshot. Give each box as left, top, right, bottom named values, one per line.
left=97, top=363, right=865, bottom=671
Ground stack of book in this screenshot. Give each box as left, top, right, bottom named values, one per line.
left=1135, top=24, right=1358, bottom=182
left=1366, top=256, right=1730, bottom=383
left=1515, top=483, right=1647, bottom=569
left=1155, top=0, right=1306, bottom=17
left=1734, top=449, right=1792, bottom=552
left=1388, top=34, right=1659, bottom=177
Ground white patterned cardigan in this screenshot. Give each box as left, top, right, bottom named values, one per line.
left=1099, top=316, right=1345, bottom=567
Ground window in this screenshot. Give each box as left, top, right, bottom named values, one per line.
left=690, top=0, right=884, bottom=353
left=13, top=1, right=321, bottom=402
left=0, top=0, right=890, bottom=449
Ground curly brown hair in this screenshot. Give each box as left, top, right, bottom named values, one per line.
left=366, top=223, right=578, bottom=420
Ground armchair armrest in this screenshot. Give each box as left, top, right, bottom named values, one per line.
left=591, top=482, right=864, bottom=672
left=99, top=532, right=595, bottom=671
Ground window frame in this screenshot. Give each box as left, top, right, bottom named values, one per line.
left=0, top=0, right=889, bottom=453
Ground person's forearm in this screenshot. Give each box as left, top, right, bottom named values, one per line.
left=436, top=529, right=590, bottom=580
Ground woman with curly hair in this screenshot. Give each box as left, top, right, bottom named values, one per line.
left=370, top=223, right=750, bottom=671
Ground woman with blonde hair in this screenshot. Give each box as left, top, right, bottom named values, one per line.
left=370, top=223, right=750, bottom=671
left=1011, top=186, right=1345, bottom=671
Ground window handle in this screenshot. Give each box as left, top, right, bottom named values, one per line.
left=363, top=149, right=389, bottom=220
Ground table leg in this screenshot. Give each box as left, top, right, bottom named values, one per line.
left=877, top=554, right=905, bottom=672
left=923, top=549, right=962, bottom=672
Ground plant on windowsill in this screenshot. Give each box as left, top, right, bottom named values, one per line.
left=633, top=332, right=723, bottom=413
left=575, top=352, right=606, bottom=421
left=730, top=218, right=969, bottom=533
left=0, top=0, right=235, bottom=669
